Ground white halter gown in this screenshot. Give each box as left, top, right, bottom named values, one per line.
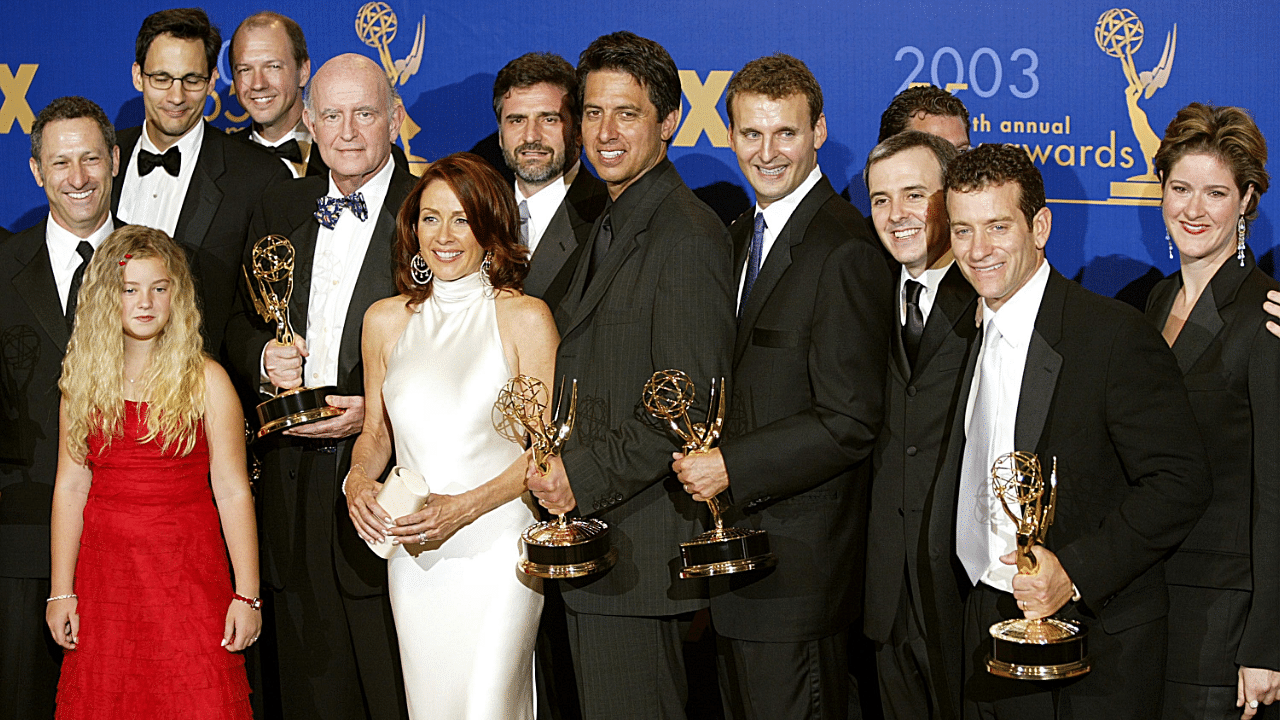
left=382, top=271, right=543, bottom=719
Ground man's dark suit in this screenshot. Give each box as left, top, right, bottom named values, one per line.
left=1146, top=250, right=1280, bottom=714
left=227, top=125, right=412, bottom=180
left=522, top=169, right=607, bottom=315
left=866, top=264, right=978, bottom=720
left=0, top=219, right=91, bottom=720
left=922, top=268, right=1210, bottom=718
left=551, top=158, right=734, bottom=717
left=709, top=176, right=891, bottom=717
left=224, top=167, right=415, bottom=720
left=112, top=123, right=291, bottom=355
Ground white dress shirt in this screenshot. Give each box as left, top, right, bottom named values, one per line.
left=898, top=260, right=954, bottom=327
left=251, top=120, right=312, bottom=179
left=303, top=160, right=395, bottom=387
left=116, top=122, right=205, bottom=237
left=46, top=216, right=115, bottom=312
left=963, top=259, right=1051, bottom=592
left=514, top=160, right=578, bottom=254
left=737, top=165, right=823, bottom=306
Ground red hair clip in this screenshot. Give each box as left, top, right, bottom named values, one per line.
left=119, top=253, right=133, bottom=266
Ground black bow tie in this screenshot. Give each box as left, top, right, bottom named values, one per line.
left=267, top=138, right=304, bottom=164
left=138, top=146, right=181, bottom=177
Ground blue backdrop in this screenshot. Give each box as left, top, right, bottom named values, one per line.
left=3, top=1, right=1277, bottom=301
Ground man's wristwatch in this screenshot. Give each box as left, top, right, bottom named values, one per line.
left=233, top=592, right=262, bottom=610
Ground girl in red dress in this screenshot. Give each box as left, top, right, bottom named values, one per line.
left=46, top=226, right=260, bottom=719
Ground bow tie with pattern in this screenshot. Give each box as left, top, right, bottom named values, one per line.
left=137, top=146, right=181, bottom=177
left=314, top=191, right=368, bottom=229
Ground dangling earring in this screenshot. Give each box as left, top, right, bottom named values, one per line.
left=1237, top=216, right=1247, bottom=267
left=1166, top=230, right=1173, bottom=260
left=481, top=250, right=493, bottom=274
left=410, top=253, right=433, bottom=285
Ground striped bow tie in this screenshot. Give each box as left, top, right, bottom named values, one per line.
left=314, top=192, right=368, bottom=229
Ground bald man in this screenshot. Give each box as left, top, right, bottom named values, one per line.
left=225, top=54, right=413, bottom=720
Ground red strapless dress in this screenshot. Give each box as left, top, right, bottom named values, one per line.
left=55, top=402, right=251, bottom=719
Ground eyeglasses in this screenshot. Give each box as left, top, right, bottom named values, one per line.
left=140, top=70, right=211, bottom=91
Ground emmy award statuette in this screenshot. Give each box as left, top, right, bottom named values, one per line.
left=643, top=370, right=776, bottom=578
left=494, top=376, right=617, bottom=579
left=243, top=235, right=343, bottom=437
left=986, top=452, right=1090, bottom=680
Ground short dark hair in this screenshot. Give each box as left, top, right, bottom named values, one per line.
left=230, top=11, right=308, bottom=67
left=136, top=8, right=221, bottom=77
left=394, top=152, right=529, bottom=306
left=492, top=52, right=579, bottom=122
left=879, top=85, right=970, bottom=143
left=944, top=143, right=1045, bottom=228
left=31, top=96, right=116, bottom=164
left=725, top=54, right=823, bottom=128
left=577, top=31, right=681, bottom=122
left=863, top=130, right=959, bottom=189
left=1154, top=103, right=1270, bottom=220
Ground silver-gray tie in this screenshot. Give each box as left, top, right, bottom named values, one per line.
left=957, top=322, right=1002, bottom=585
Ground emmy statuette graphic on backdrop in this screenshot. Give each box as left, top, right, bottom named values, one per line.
left=494, top=375, right=617, bottom=578
left=243, top=234, right=342, bottom=437
left=1095, top=8, right=1177, bottom=202
left=643, top=370, right=776, bottom=578
left=354, top=2, right=429, bottom=175
left=985, top=452, right=1090, bottom=680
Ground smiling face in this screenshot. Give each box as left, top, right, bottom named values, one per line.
left=728, top=92, right=826, bottom=209
left=231, top=22, right=310, bottom=140
left=305, top=56, right=404, bottom=196
left=581, top=69, right=679, bottom=200
left=1162, top=152, right=1253, bottom=268
left=948, top=182, right=1050, bottom=312
left=416, top=180, right=485, bottom=282
left=30, top=117, right=119, bottom=238
left=867, top=146, right=949, bottom=276
left=132, top=34, right=216, bottom=151
left=909, top=112, right=970, bottom=151
left=121, top=255, right=173, bottom=343
left=498, top=82, right=578, bottom=196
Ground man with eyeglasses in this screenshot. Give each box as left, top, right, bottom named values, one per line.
left=112, top=7, right=290, bottom=358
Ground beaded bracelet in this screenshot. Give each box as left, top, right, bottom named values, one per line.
left=46, top=594, right=77, bottom=603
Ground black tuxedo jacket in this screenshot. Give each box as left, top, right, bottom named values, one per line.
left=224, top=165, right=416, bottom=596
left=923, top=268, right=1210, bottom=710
left=865, top=264, right=979, bottom=650
left=228, top=125, right=412, bottom=180
left=521, top=169, right=607, bottom=315
left=112, top=123, right=291, bottom=356
left=0, top=220, right=78, bottom=578
left=553, top=159, right=735, bottom=617
left=1146, top=250, right=1280, bottom=683
left=710, top=176, right=892, bottom=642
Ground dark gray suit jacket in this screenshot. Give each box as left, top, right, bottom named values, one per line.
left=521, top=169, right=607, bottom=316
left=554, top=158, right=735, bottom=617
left=711, top=176, right=892, bottom=642
left=1147, top=250, right=1280, bottom=684
left=224, top=165, right=416, bottom=597
left=923, top=268, right=1210, bottom=713
left=112, top=123, right=291, bottom=356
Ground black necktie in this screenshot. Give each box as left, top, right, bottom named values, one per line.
left=738, top=212, right=766, bottom=317
left=267, top=138, right=304, bottom=164
left=585, top=212, right=613, bottom=288
left=66, top=241, right=94, bottom=328
left=903, top=280, right=926, bottom=369
left=137, top=146, right=181, bottom=177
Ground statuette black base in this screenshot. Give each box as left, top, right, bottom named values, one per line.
left=987, top=617, right=1090, bottom=680
left=519, top=518, right=617, bottom=579
left=679, top=527, right=777, bottom=578
left=256, top=385, right=342, bottom=438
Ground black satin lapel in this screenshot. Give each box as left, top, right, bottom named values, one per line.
left=1171, top=284, right=1223, bottom=374
left=1015, top=330, right=1062, bottom=452
left=174, top=128, right=225, bottom=248
left=289, top=221, right=319, bottom=338
left=12, top=233, right=69, bottom=349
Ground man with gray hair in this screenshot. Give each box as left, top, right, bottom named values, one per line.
left=225, top=53, right=414, bottom=720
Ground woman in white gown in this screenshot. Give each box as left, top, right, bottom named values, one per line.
left=343, top=152, right=559, bottom=719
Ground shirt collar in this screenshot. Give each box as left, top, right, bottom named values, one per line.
left=900, top=259, right=953, bottom=297
left=756, top=165, right=823, bottom=232
left=608, top=157, right=673, bottom=231
left=515, top=160, right=575, bottom=219
left=46, top=214, right=115, bottom=268
left=983, top=259, right=1051, bottom=351
left=140, top=118, right=205, bottom=160
left=326, top=154, right=395, bottom=212
left=251, top=118, right=310, bottom=147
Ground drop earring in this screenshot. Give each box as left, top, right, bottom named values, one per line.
left=1166, top=230, right=1173, bottom=260
left=481, top=250, right=493, bottom=274
left=1237, top=216, right=1247, bottom=267
left=410, top=253, right=433, bottom=285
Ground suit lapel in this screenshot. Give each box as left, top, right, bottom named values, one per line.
left=1015, top=270, right=1065, bottom=452
left=10, top=221, right=70, bottom=349
left=289, top=220, right=319, bottom=340
left=173, top=124, right=225, bottom=249
left=525, top=199, right=574, bottom=295
left=1164, top=252, right=1252, bottom=374
left=912, top=264, right=977, bottom=379
left=110, top=128, right=139, bottom=214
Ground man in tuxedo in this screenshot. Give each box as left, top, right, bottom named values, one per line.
left=227, top=11, right=410, bottom=180
left=526, top=31, right=735, bottom=719
left=878, top=85, right=971, bottom=151
left=493, top=52, right=607, bottom=315
left=112, top=8, right=290, bottom=356
left=0, top=96, right=118, bottom=720
left=862, top=130, right=974, bottom=720
left=224, top=53, right=413, bottom=720
left=669, top=54, right=892, bottom=720
left=926, top=143, right=1210, bottom=718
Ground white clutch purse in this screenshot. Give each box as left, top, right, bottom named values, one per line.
left=366, top=465, right=431, bottom=559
